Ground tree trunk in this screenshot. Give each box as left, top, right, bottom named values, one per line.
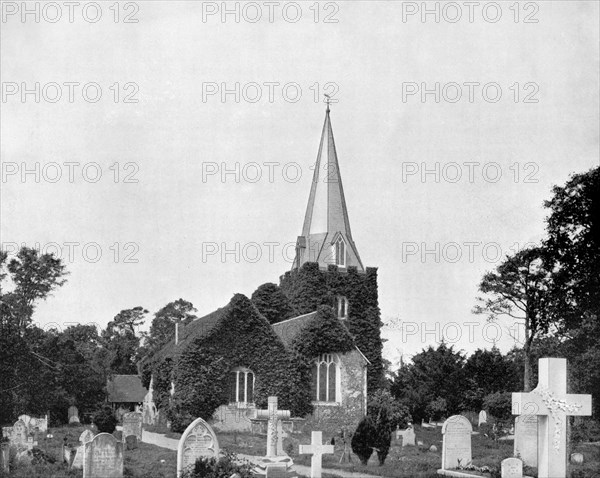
left=523, top=315, right=532, bottom=392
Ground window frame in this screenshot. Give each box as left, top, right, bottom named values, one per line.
left=229, top=367, right=255, bottom=406
left=312, top=353, right=341, bottom=405
left=333, top=236, right=346, bottom=267
left=336, top=296, right=349, bottom=320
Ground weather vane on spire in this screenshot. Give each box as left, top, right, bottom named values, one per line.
left=324, top=93, right=332, bottom=112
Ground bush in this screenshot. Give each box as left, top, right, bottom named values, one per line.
left=351, top=417, right=376, bottom=465
left=180, top=452, right=254, bottom=478
left=425, top=397, right=448, bottom=422
left=368, top=389, right=412, bottom=430
left=571, top=418, right=600, bottom=443
left=482, top=392, right=512, bottom=421
left=93, top=406, right=118, bottom=434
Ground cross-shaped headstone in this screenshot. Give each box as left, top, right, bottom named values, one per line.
left=299, top=431, right=334, bottom=478
left=512, top=358, right=592, bottom=478
left=255, top=396, right=291, bottom=458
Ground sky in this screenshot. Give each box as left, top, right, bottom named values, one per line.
left=1, top=1, right=599, bottom=367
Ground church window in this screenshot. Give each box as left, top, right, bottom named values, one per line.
left=337, top=296, right=349, bottom=319
left=228, top=367, right=254, bottom=404
left=312, top=354, right=339, bottom=403
left=333, top=236, right=346, bottom=267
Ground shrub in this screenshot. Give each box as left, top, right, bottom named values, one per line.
left=351, top=416, right=376, bottom=465
left=425, top=397, right=447, bottom=422
left=482, top=392, right=512, bottom=421
left=180, top=452, right=254, bottom=478
left=93, top=406, right=118, bottom=434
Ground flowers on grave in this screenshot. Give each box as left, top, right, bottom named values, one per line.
left=532, top=387, right=583, bottom=451
left=456, top=461, right=493, bottom=474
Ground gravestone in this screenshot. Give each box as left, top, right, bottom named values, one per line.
left=177, top=417, right=220, bottom=478
left=18, top=415, right=32, bottom=428
left=512, top=358, right=592, bottom=478
left=83, top=433, right=123, bottom=478
left=254, top=396, right=294, bottom=474
left=1, top=443, right=9, bottom=473
left=513, top=415, right=537, bottom=467
left=11, top=420, right=28, bottom=449
left=72, top=429, right=95, bottom=469
left=122, top=412, right=143, bottom=442
left=501, top=457, right=523, bottom=478
left=478, top=410, right=487, bottom=427
left=439, top=415, right=472, bottom=470
left=397, top=424, right=416, bottom=447
left=298, top=430, right=334, bottom=478
left=69, top=406, right=80, bottom=424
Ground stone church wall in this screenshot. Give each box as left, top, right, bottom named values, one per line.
left=309, top=349, right=367, bottom=434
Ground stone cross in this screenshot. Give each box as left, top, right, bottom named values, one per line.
left=255, top=396, right=290, bottom=458
left=512, top=358, right=592, bottom=478
left=299, top=431, right=334, bottom=478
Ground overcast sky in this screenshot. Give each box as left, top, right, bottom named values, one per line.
left=2, top=1, right=598, bottom=366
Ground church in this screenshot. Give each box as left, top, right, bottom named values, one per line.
left=142, top=106, right=384, bottom=433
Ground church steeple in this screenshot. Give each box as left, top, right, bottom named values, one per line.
left=293, top=106, right=364, bottom=271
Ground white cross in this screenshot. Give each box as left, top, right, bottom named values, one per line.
left=255, top=396, right=290, bottom=458
left=299, top=431, right=334, bottom=478
left=512, top=358, right=592, bottom=478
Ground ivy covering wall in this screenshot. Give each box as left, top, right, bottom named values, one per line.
left=281, top=262, right=384, bottom=394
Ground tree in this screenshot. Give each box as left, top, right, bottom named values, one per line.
left=251, top=283, right=296, bottom=324
left=390, top=343, right=466, bottom=422
left=463, top=347, right=520, bottom=410
left=0, top=247, right=67, bottom=424
left=145, top=299, right=197, bottom=354
left=473, top=247, right=553, bottom=391
left=544, top=166, right=600, bottom=330
left=102, top=307, right=148, bottom=374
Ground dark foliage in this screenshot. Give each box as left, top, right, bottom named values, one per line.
left=351, top=416, right=377, bottom=465
left=93, top=405, right=118, bottom=433
left=169, top=294, right=313, bottom=428
left=180, top=452, right=254, bottom=478
left=251, top=282, right=296, bottom=324
left=291, top=305, right=355, bottom=358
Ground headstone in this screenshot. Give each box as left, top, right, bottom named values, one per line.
left=501, top=457, right=523, bottom=478
left=570, top=453, right=584, bottom=464
left=11, top=420, right=28, bottom=449
left=396, top=424, right=416, bottom=447
left=513, top=415, right=538, bottom=467
left=254, top=396, right=294, bottom=473
left=478, top=410, right=487, bottom=427
left=429, top=445, right=437, bottom=452
left=72, top=430, right=95, bottom=469
left=69, top=406, right=80, bottom=424
left=83, top=432, right=124, bottom=478
left=122, top=412, right=143, bottom=442
left=177, top=417, right=220, bottom=478
left=512, top=358, right=592, bottom=478
left=18, top=415, right=32, bottom=428
left=1, top=443, right=9, bottom=473
left=439, top=415, right=472, bottom=470
left=298, top=431, right=334, bottom=478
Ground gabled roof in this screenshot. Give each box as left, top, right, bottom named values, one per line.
left=107, top=375, right=148, bottom=403
left=271, top=310, right=370, bottom=364
left=152, top=307, right=226, bottom=362
left=272, top=311, right=318, bottom=348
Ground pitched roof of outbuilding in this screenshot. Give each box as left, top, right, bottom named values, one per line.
left=106, top=375, right=148, bottom=403
left=271, top=311, right=318, bottom=347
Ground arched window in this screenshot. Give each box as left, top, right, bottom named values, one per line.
left=333, top=236, right=346, bottom=267
left=311, top=354, right=339, bottom=403
left=336, top=296, right=349, bottom=320
left=228, top=367, right=254, bottom=404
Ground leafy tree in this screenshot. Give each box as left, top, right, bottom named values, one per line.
left=146, top=299, right=197, bottom=354
left=93, top=405, right=118, bottom=433
left=0, top=248, right=67, bottom=424
left=251, top=283, right=296, bottom=324
left=543, top=166, right=600, bottom=330
left=102, top=306, right=148, bottom=374
left=473, top=247, right=553, bottom=391
left=463, top=347, right=520, bottom=410
left=367, top=389, right=409, bottom=465
left=390, top=343, right=466, bottom=422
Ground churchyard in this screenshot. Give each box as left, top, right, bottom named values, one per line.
left=1, top=365, right=599, bottom=478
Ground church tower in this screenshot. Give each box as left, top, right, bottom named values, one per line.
left=293, top=105, right=364, bottom=272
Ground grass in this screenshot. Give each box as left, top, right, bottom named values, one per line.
left=3, top=424, right=599, bottom=477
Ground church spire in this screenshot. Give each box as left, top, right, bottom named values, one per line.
left=293, top=104, right=364, bottom=271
